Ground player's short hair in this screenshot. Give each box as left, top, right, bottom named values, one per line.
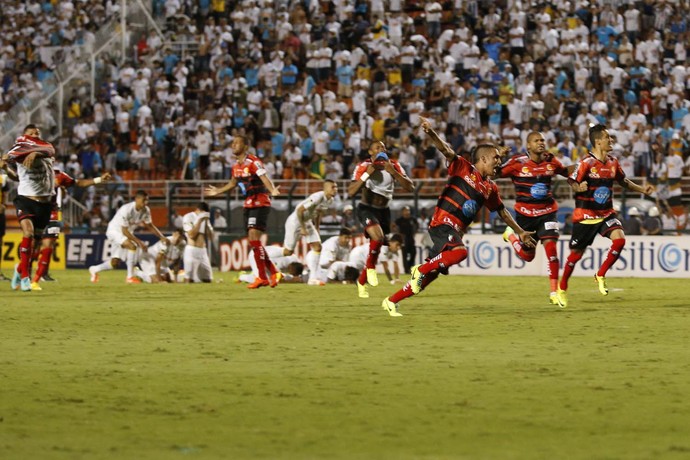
left=526, top=131, right=543, bottom=143
left=198, top=202, right=210, bottom=212
left=473, top=144, right=498, bottom=162
left=589, top=124, right=608, bottom=147
left=135, top=190, right=148, bottom=198
left=235, top=134, right=249, bottom=146
left=286, top=262, right=304, bottom=277
left=339, top=227, right=353, bottom=237
left=324, top=179, right=336, bottom=186
left=388, top=233, right=404, bottom=245
left=23, top=124, right=38, bottom=133
left=344, top=266, right=360, bottom=282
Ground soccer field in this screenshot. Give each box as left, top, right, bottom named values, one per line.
left=2, top=271, right=690, bottom=460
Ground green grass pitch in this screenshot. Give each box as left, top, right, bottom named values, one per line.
left=2, top=271, right=690, bottom=460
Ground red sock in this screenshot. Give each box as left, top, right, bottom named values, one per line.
left=264, top=251, right=278, bottom=275
left=509, top=234, right=535, bottom=261
left=250, top=241, right=267, bottom=280
left=597, top=238, right=625, bottom=277
left=419, top=248, right=468, bottom=274
left=18, top=237, right=33, bottom=278
left=544, top=241, right=559, bottom=291
left=33, top=247, right=53, bottom=282
left=357, top=268, right=368, bottom=285
left=366, top=240, right=383, bottom=269
left=389, top=271, right=440, bottom=303
left=559, top=251, right=583, bottom=291
left=31, top=240, right=41, bottom=262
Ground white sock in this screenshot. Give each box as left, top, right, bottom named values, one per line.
left=92, top=260, right=113, bottom=273
left=126, top=250, right=137, bottom=278
left=306, top=250, right=320, bottom=281
left=239, top=273, right=255, bottom=283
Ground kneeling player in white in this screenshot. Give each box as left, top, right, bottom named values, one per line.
left=307, top=228, right=352, bottom=285
left=89, top=190, right=169, bottom=283
left=238, top=245, right=305, bottom=284
left=349, top=234, right=403, bottom=285
left=283, top=180, right=337, bottom=279
left=135, top=229, right=186, bottom=283
left=183, top=202, right=214, bottom=283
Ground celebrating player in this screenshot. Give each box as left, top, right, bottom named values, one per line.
left=282, top=180, right=338, bottom=284
left=3, top=124, right=56, bottom=292
left=205, top=135, right=281, bottom=289
left=182, top=202, right=214, bottom=283
left=498, top=132, right=572, bottom=305
left=381, top=118, right=536, bottom=317
left=88, top=190, right=169, bottom=283
left=135, top=229, right=186, bottom=283
left=556, top=125, right=655, bottom=308
left=348, top=141, right=414, bottom=298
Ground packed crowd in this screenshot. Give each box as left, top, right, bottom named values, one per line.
left=2, top=1, right=690, bottom=223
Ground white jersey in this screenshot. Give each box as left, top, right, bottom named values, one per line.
left=265, top=245, right=300, bottom=272
left=107, top=201, right=152, bottom=233
left=147, top=239, right=185, bottom=265
left=182, top=211, right=213, bottom=236
left=348, top=244, right=398, bottom=270
left=319, top=236, right=351, bottom=268
left=292, top=191, right=333, bottom=222
left=16, top=157, right=55, bottom=197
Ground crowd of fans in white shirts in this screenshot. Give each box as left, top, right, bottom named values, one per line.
left=2, top=0, right=690, bottom=232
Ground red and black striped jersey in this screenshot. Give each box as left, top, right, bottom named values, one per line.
left=231, top=154, right=271, bottom=208
left=430, top=155, right=504, bottom=232
left=570, top=153, right=625, bottom=223
left=499, top=153, right=569, bottom=217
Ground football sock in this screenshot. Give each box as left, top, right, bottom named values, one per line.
left=389, top=271, right=440, bottom=303
left=18, top=237, right=32, bottom=278
left=419, top=247, right=468, bottom=275
left=544, top=241, right=559, bottom=290
left=357, top=267, right=368, bottom=285
left=597, top=238, right=625, bottom=277
left=365, top=239, right=383, bottom=269
left=264, top=250, right=278, bottom=275
left=92, top=260, right=114, bottom=273
left=239, top=273, right=255, bottom=283
left=249, top=240, right=268, bottom=280
left=126, top=249, right=137, bottom=278
left=33, top=247, right=53, bottom=282
left=559, top=251, right=583, bottom=291
left=306, top=250, right=320, bottom=281
left=509, top=233, right=535, bottom=261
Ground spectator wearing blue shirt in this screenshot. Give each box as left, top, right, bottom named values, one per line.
left=281, top=57, right=298, bottom=89
left=672, top=101, right=689, bottom=130
left=595, top=20, right=618, bottom=47
left=271, top=131, right=285, bottom=158
left=328, top=121, right=345, bottom=156
left=245, top=63, right=260, bottom=88
left=336, top=61, right=354, bottom=97
left=488, top=98, right=502, bottom=134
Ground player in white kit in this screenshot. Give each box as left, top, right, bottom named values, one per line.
left=283, top=180, right=338, bottom=282
left=89, top=190, right=169, bottom=283
left=307, top=228, right=353, bottom=285
left=135, top=229, right=186, bottom=283
left=238, top=245, right=305, bottom=284
left=182, top=202, right=214, bottom=283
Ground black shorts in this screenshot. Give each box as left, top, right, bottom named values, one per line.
left=43, top=220, right=63, bottom=239
left=244, top=206, right=270, bottom=232
left=0, top=213, right=5, bottom=237
left=356, top=203, right=391, bottom=235
left=515, top=211, right=560, bottom=241
left=428, top=224, right=465, bottom=259
left=569, top=215, right=622, bottom=250
left=14, top=195, right=52, bottom=234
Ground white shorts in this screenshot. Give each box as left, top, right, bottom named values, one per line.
left=105, top=229, right=130, bottom=260
left=138, top=256, right=170, bottom=282
left=183, top=245, right=213, bottom=282
left=283, top=214, right=320, bottom=252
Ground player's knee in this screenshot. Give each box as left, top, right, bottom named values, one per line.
left=611, top=238, right=625, bottom=253
left=449, top=247, right=468, bottom=264
left=522, top=250, right=536, bottom=262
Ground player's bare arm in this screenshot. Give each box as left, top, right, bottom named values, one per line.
left=620, top=177, right=655, bottom=196
left=498, top=208, right=537, bottom=248
left=145, top=222, right=170, bottom=245
left=567, top=177, right=588, bottom=192
left=154, top=252, right=166, bottom=283
left=0, top=157, right=19, bottom=181
left=296, top=205, right=309, bottom=235
left=347, top=163, right=376, bottom=196
left=188, top=216, right=208, bottom=240
left=259, top=174, right=280, bottom=196
left=205, top=177, right=238, bottom=197
left=75, top=172, right=113, bottom=188
left=420, top=117, right=455, bottom=161
left=383, top=160, right=415, bottom=191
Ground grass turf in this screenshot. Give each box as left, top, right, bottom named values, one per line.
left=1, top=271, right=690, bottom=459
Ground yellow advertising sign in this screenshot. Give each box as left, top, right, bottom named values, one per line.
left=1, top=232, right=66, bottom=270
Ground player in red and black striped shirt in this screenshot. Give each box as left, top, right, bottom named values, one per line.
left=498, top=132, right=573, bottom=305
left=205, top=135, right=281, bottom=289
left=380, top=118, right=536, bottom=317
left=557, top=125, right=654, bottom=308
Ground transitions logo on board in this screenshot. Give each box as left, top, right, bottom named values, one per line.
left=658, top=243, right=685, bottom=272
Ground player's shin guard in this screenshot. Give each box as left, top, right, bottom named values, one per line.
left=126, top=249, right=137, bottom=278
left=419, top=247, right=468, bottom=274
left=33, top=247, right=53, bottom=283
left=559, top=251, right=583, bottom=291
left=306, top=251, right=320, bottom=281
left=366, top=240, right=383, bottom=269
left=544, top=241, right=559, bottom=292
left=264, top=252, right=278, bottom=275
left=18, top=237, right=33, bottom=278
left=249, top=240, right=268, bottom=280
left=509, top=233, right=535, bottom=261
left=597, top=238, right=625, bottom=277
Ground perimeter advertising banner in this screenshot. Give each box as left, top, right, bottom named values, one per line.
left=64, top=234, right=160, bottom=268
left=218, top=233, right=690, bottom=278
left=1, top=233, right=66, bottom=269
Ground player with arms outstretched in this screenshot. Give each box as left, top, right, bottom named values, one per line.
left=557, top=125, right=654, bottom=308
left=381, top=118, right=536, bottom=316
left=348, top=141, right=414, bottom=298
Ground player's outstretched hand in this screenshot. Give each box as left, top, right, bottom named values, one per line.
left=271, top=185, right=281, bottom=197
left=519, top=230, right=537, bottom=249
left=643, top=184, right=655, bottom=196
left=420, top=117, right=431, bottom=132
left=204, top=185, right=221, bottom=197
left=101, top=172, right=113, bottom=182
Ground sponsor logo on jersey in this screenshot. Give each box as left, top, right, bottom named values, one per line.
left=530, top=183, right=549, bottom=200
left=593, top=186, right=611, bottom=204
left=462, top=200, right=478, bottom=218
